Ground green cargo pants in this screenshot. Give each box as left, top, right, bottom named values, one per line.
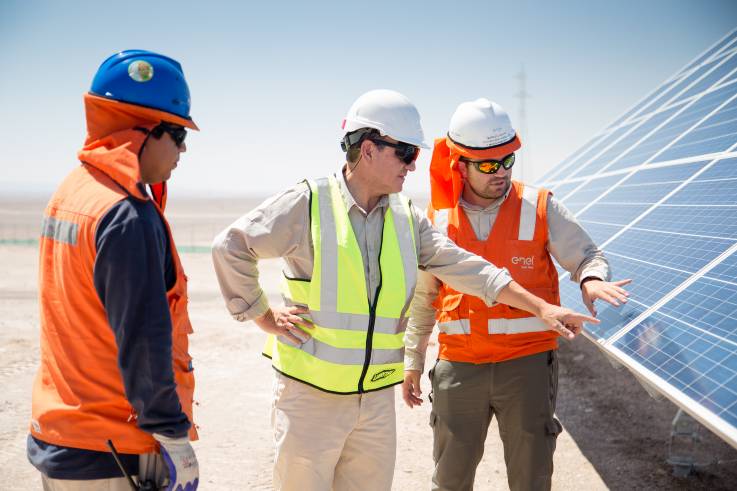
left=429, top=350, right=562, bottom=491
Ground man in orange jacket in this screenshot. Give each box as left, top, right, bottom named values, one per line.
left=401, top=98, right=631, bottom=491
left=27, top=50, right=199, bottom=491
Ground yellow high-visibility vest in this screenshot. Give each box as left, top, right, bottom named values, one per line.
left=263, top=175, right=418, bottom=393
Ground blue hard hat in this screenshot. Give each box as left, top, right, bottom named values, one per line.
left=90, top=50, right=194, bottom=123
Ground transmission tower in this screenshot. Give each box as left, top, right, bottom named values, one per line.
left=514, top=67, right=530, bottom=182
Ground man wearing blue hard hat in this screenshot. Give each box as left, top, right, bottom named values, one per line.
left=27, top=50, right=200, bottom=491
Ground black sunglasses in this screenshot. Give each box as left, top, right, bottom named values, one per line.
left=369, top=139, right=420, bottom=164
left=460, top=153, right=515, bottom=174
left=151, top=122, right=187, bottom=147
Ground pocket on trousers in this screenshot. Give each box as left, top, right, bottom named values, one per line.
left=545, top=417, right=563, bottom=437
left=429, top=411, right=437, bottom=429
left=428, top=359, right=438, bottom=403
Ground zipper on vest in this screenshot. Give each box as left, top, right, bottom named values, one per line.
left=357, top=216, right=386, bottom=393
left=357, top=296, right=379, bottom=393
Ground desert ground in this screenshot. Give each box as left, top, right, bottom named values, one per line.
left=1, top=197, right=736, bottom=490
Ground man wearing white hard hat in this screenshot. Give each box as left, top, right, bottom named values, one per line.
left=212, top=91, right=599, bottom=490
left=401, top=98, right=631, bottom=491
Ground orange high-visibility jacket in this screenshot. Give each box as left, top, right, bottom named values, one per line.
left=430, top=181, right=560, bottom=363
left=30, top=95, right=196, bottom=454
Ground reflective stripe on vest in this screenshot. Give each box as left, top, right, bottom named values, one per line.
left=265, top=176, right=418, bottom=394
left=441, top=317, right=549, bottom=336
left=438, top=318, right=470, bottom=335
left=41, top=216, right=79, bottom=246
left=488, top=317, right=549, bottom=335
left=279, top=336, right=405, bottom=365
left=518, top=185, right=538, bottom=241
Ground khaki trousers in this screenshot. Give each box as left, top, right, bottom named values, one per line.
left=271, top=373, right=396, bottom=491
left=430, top=350, right=562, bottom=491
left=40, top=453, right=165, bottom=490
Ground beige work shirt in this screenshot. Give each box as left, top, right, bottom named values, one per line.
left=404, top=186, right=611, bottom=371
left=211, top=170, right=513, bottom=323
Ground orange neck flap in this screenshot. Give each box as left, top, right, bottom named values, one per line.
left=77, top=94, right=168, bottom=206
left=429, top=135, right=521, bottom=210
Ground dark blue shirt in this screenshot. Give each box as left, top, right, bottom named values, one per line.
left=28, top=195, right=191, bottom=479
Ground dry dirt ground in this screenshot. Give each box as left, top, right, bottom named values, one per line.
left=1, top=241, right=736, bottom=490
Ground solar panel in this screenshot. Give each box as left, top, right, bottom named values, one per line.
left=537, top=28, right=737, bottom=449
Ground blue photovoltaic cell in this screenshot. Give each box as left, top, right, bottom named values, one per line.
left=589, top=164, right=717, bottom=213
left=567, top=125, right=635, bottom=179
left=577, top=221, right=620, bottom=245
left=574, top=106, right=683, bottom=177
left=548, top=181, right=583, bottom=200
left=627, top=55, right=733, bottom=127
left=559, top=174, right=625, bottom=212
left=617, top=83, right=737, bottom=169
left=577, top=203, right=650, bottom=226
left=674, top=54, right=737, bottom=104
left=653, top=89, right=737, bottom=163
left=562, top=253, right=691, bottom=341
left=677, top=29, right=737, bottom=77
left=605, top=253, right=692, bottom=307
left=636, top=205, right=737, bottom=239
left=617, top=161, right=707, bottom=185
left=666, top=179, right=737, bottom=205
left=665, top=158, right=737, bottom=206
left=596, top=177, right=684, bottom=205
left=565, top=252, right=689, bottom=340
left=708, top=250, right=737, bottom=284
left=693, top=157, right=737, bottom=180
left=558, top=274, right=648, bottom=342
left=605, top=229, right=734, bottom=274
left=614, top=309, right=737, bottom=428
left=659, top=277, right=737, bottom=344
left=543, top=135, right=608, bottom=183
left=561, top=201, right=588, bottom=215
left=606, top=78, right=683, bottom=130
left=629, top=161, right=737, bottom=238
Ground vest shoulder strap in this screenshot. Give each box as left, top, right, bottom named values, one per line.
left=518, top=184, right=539, bottom=241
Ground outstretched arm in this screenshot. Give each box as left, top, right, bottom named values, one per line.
left=496, top=281, right=599, bottom=339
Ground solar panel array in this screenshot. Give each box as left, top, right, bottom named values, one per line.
left=536, top=28, right=737, bottom=449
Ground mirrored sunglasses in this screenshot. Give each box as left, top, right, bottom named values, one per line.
left=461, top=153, right=515, bottom=174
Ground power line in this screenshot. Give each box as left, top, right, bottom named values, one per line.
left=514, top=66, right=530, bottom=182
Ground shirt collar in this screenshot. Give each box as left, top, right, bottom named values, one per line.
left=337, top=167, right=389, bottom=216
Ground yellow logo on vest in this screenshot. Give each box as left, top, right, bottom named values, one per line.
left=512, top=256, right=534, bottom=269
left=371, top=369, right=396, bottom=382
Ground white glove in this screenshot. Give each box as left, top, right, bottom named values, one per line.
left=153, top=433, right=199, bottom=491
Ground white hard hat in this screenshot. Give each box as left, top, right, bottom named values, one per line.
left=448, top=98, right=517, bottom=148
left=342, top=89, right=429, bottom=149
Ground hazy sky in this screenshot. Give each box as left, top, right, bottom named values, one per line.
left=1, top=0, right=736, bottom=198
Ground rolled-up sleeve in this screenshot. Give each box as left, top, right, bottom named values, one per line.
left=212, top=183, right=311, bottom=322
left=547, top=196, right=610, bottom=283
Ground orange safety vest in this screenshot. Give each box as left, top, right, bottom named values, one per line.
left=30, top=94, right=197, bottom=454
left=430, top=181, right=561, bottom=363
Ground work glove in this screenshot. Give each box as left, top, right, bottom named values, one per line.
left=153, top=433, right=199, bottom=491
